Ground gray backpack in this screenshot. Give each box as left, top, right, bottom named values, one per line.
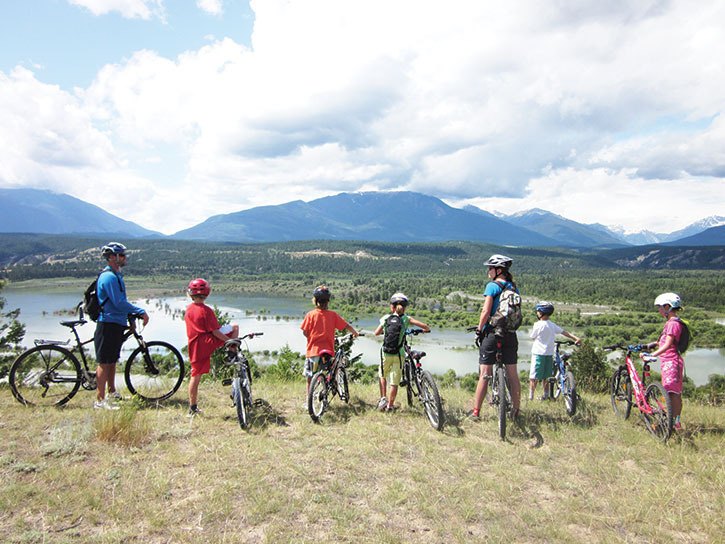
left=489, top=281, right=522, bottom=335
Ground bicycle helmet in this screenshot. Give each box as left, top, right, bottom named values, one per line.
left=654, top=292, right=681, bottom=309
left=187, top=278, right=211, bottom=297
left=390, top=292, right=409, bottom=307
left=313, top=285, right=331, bottom=304
left=485, top=254, right=513, bottom=268
left=535, top=301, right=555, bottom=315
left=101, top=242, right=127, bottom=257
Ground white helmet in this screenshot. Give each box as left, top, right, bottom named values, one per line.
left=485, top=254, right=513, bottom=268
left=654, top=292, right=681, bottom=309
left=390, top=292, right=409, bottom=306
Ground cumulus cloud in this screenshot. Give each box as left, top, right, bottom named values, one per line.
left=68, top=0, right=166, bottom=21
left=3, top=0, right=724, bottom=233
left=197, top=0, right=223, bottom=16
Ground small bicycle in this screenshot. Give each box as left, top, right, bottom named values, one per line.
left=605, top=343, right=672, bottom=442
left=544, top=340, right=578, bottom=416
left=400, top=328, right=444, bottom=431
left=307, top=333, right=361, bottom=423
left=468, top=327, right=513, bottom=440
left=9, top=305, right=184, bottom=406
left=222, top=333, right=262, bottom=430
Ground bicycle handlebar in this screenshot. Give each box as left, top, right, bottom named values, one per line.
left=603, top=343, right=647, bottom=352
left=406, top=328, right=429, bottom=336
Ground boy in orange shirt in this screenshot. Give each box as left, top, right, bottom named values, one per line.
left=300, top=286, right=358, bottom=394
left=184, top=278, right=239, bottom=416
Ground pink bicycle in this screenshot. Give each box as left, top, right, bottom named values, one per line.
left=605, top=343, right=672, bottom=442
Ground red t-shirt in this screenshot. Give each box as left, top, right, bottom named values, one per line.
left=300, top=308, right=349, bottom=357
left=185, top=302, right=224, bottom=365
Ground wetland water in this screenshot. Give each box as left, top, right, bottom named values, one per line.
left=4, top=289, right=724, bottom=385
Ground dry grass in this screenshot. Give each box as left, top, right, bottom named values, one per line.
left=1, top=380, right=723, bottom=543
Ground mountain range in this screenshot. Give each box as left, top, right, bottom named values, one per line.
left=0, top=188, right=723, bottom=248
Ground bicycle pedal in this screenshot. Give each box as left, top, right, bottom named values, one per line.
left=222, top=378, right=232, bottom=386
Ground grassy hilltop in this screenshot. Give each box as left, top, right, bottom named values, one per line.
left=1, top=381, right=723, bottom=543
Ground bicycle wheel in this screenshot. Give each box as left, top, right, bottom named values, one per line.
left=308, top=371, right=328, bottom=423
left=643, top=382, right=673, bottom=443
left=124, top=341, right=184, bottom=402
left=10, top=345, right=82, bottom=407
left=420, top=370, right=444, bottom=431
left=335, top=366, right=349, bottom=403
left=232, top=377, right=249, bottom=430
left=404, top=361, right=414, bottom=407
left=610, top=368, right=632, bottom=420
left=552, top=368, right=562, bottom=399
left=563, top=371, right=577, bottom=417
left=496, top=366, right=508, bottom=440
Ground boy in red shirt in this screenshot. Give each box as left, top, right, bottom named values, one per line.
left=301, top=286, right=358, bottom=394
left=184, top=278, right=239, bottom=416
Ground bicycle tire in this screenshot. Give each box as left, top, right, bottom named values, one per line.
left=420, top=370, right=444, bottom=431
left=496, top=366, right=508, bottom=440
left=552, top=368, right=562, bottom=400
left=124, top=341, right=184, bottom=402
left=404, top=361, right=414, bottom=407
left=308, top=371, right=328, bottom=423
left=563, top=371, right=577, bottom=417
left=610, top=367, right=632, bottom=420
left=643, top=382, right=672, bottom=443
left=232, top=377, right=249, bottom=430
left=335, top=366, right=349, bottom=403
left=9, top=345, right=82, bottom=407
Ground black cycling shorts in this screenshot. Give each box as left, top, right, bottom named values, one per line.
left=94, top=322, right=126, bottom=364
left=478, top=331, right=519, bottom=365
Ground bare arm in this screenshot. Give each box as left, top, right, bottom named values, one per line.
left=477, top=296, right=494, bottom=331
left=649, top=334, right=675, bottom=358
left=563, top=330, right=581, bottom=345
left=408, top=317, right=430, bottom=332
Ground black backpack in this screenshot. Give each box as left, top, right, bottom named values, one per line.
left=83, top=271, right=122, bottom=322
left=382, top=314, right=405, bottom=354
left=675, top=317, right=692, bottom=354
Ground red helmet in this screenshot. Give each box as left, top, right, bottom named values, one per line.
left=187, top=278, right=210, bottom=297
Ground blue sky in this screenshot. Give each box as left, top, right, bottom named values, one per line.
left=1, top=0, right=724, bottom=235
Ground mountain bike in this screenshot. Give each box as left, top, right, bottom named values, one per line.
left=468, top=327, right=513, bottom=440
left=544, top=340, right=578, bottom=416
left=605, top=343, right=673, bottom=442
left=9, top=305, right=184, bottom=406
left=221, top=333, right=262, bottom=430
left=400, top=328, right=444, bottom=431
left=307, top=333, right=361, bottom=423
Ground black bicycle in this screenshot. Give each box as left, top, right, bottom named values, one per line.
left=307, top=333, right=361, bottom=423
left=400, top=329, right=444, bottom=431
left=468, top=327, right=513, bottom=440
left=9, top=305, right=184, bottom=406
left=221, top=333, right=262, bottom=430
left=544, top=340, right=578, bottom=416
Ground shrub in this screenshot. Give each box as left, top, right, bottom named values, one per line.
left=570, top=341, right=611, bottom=393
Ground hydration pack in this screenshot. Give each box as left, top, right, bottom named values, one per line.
left=489, top=281, right=523, bottom=335
left=675, top=317, right=692, bottom=354
left=382, top=314, right=405, bottom=354
left=83, top=271, right=122, bottom=321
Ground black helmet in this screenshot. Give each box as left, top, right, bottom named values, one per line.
left=313, top=285, right=331, bottom=303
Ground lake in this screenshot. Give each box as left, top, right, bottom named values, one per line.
left=3, top=289, right=724, bottom=386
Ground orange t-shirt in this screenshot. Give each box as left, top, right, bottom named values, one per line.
left=300, top=308, right=349, bottom=357
left=185, top=302, right=224, bottom=365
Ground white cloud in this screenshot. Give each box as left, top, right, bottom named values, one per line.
left=3, top=1, right=725, bottom=234
left=68, top=0, right=166, bottom=21
left=197, top=0, right=223, bottom=16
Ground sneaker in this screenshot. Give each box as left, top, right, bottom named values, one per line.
left=386, top=404, right=398, bottom=413
left=107, top=391, right=123, bottom=401
left=467, top=410, right=480, bottom=421
left=93, top=399, right=120, bottom=411
left=187, top=406, right=203, bottom=418
left=377, top=397, right=388, bottom=411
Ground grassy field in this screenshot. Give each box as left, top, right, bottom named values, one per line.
left=1, top=381, right=724, bottom=544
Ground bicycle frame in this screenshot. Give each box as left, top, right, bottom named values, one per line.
left=615, top=345, right=655, bottom=415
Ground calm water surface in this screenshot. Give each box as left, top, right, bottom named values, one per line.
left=4, top=289, right=724, bottom=385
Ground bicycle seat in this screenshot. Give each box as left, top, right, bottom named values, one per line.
left=60, top=319, right=85, bottom=328
left=410, top=350, right=426, bottom=360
